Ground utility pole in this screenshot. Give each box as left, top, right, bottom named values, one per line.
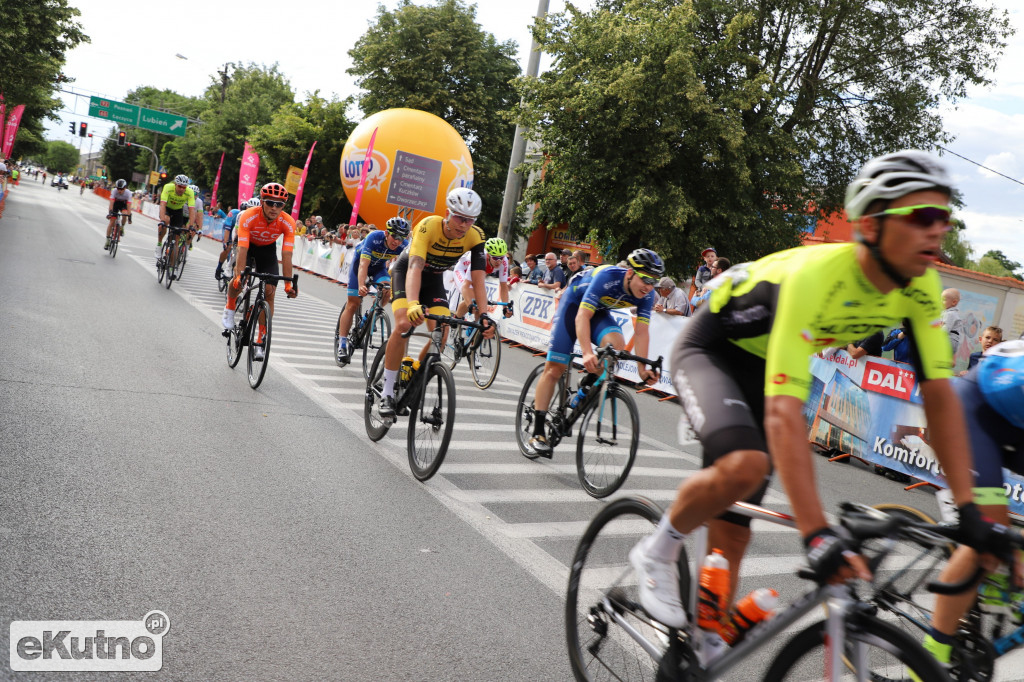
left=218, top=63, right=234, bottom=104
left=497, top=0, right=549, bottom=247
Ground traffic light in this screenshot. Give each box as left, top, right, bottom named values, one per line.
left=79, top=122, right=88, bottom=137
left=88, top=133, right=93, bottom=138
left=117, top=131, right=126, bottom=147
left=69, top=122, right=76, bottom=134
left=159, top=172, right=168, bottom=183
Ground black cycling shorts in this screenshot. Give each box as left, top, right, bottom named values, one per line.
left=245, top=243, right=279, bottom=277
left=166, top=206, right=186, bottom=228
left=671, top=306, right=771, bottom=527
left=955, top=368, right=1024, bottom=493
left=390, top=253, right=448, bottom=314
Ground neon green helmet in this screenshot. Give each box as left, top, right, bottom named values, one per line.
left=484, top=237, right=508, bottom=257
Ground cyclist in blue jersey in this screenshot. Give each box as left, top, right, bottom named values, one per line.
left=335, top=217, right=411, bottom=364
left=917, top=340, right=1024, bottom=670
left=527, top=248, right=663, bottom=456
left=215, top=199, right=253, bottom=280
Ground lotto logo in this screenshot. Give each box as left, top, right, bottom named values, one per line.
left=10, top=611, right=169, bottom=672
left=862, top=360, right=915, bottom=400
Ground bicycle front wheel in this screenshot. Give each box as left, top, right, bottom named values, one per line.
left=109, top=231, right=119, bottom=258
left=164, top=244, right=177, bottom=289
left=362, top=308, right=391, bottom=380
left=407, top=362, right=455, bottom=481
left=566, top=496, right=689, bottom=682
left=762, top=613, right=950, bottom=682
left=246, top=301, right=271, bottom=389
left=226, top=295, right=249, bottom=369
left=469, top=325, right=501, bottom=389
left=514, top=364, right=546, bottom=459
left=156, top=244, right=168, bottom=283
left=176, top=240, right=188, bottom=281
left=576, top=383, right=640, bottom=498
left=363, top=342, right=391, bottom=442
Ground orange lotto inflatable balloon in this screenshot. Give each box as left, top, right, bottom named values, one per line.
left=340, top=108, right=475, bottom=228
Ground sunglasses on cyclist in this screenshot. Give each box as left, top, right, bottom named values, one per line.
left=635, top=273, right=659, bottom=285
left=865, top=204, right=951, bottom=228
left=263, top=200, right=285, bottom=208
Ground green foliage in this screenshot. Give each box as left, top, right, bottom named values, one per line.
left=100, top=129, right=142, bottom=185
left=249, top=93, right=357, bottom=222
left=974, top=255, right=1016, bottom=279
left=44, top=140, right=79, bottom=173
left=514, top=0, right=1012, bottom=266
left=348, top=0, right=521, bottom=229
left=979, top=249, right=1023, bottom=280
left=941, top=218, right=973, bottom=268
left=164, top=63, right=295, bottom=206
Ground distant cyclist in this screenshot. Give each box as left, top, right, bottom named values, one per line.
left=104, top=179, right=132, bottom=251
left=187, top=184, right=203, bottom=249
left=335, top=217, right=410, bottom=365
left=221, top=183, right=298, bottom=359
left=526, top=249, right=663, bottom=457
left=216, top=199, right=252, bottom=281
left=452, top=237, right=514, bottom=320
left=157, top=174, right=196, bottom=258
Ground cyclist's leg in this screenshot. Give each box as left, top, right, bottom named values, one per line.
left=454, top=280, right=474, bottom=318
left=926, top=374, right=1021, bottom=659
left=383, top=261, right=414, bottom=402
left=533, top=297, right=579, bottom=415
left=338, top=294, right=362, bottom=337
left=414, top=276, right=450, bottom=365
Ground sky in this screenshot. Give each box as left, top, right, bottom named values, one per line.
left=48, top=0, right=1024, bottom=269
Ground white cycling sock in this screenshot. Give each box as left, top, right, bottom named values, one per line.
left=648, top=514, right=686, bottom=562
left=383, top=369, right=398, bottom=398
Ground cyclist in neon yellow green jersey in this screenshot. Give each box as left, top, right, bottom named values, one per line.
left=156, top=174, right=196, bottom=258
left=627, top=150, right=1005, bottom=635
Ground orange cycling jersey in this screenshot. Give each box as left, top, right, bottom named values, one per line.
left=235, top=207, right=296, bottom=252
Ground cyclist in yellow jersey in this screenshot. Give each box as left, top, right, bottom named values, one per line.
left=628, top=150, right=998, bottom=632
left=378, top=187, right=492, bottom=417
left=156, top=174, right=196, bottom=259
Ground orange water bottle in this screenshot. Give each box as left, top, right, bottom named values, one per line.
left=697, top=548, right=729, bottom=630
left=720, top=588, right=779, bottom=646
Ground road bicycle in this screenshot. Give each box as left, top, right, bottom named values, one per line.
left=222, top=267, right=299, bottom=389
left=334, top=279, right=392, bottom=379
left=440, top=301, right=512, bottom=389
left=515, top=345, right=662, bottom=498
left=217, top=242, right=237, bottom=294
left=862, top=501, right=1024, bottom=681
left=566, top=498, right=984, bottom=681
left=363, top=312, right=487, bottom=481
left=155, top=225, right=193, bottom=290
left=104, top=211, right=128, bottom=258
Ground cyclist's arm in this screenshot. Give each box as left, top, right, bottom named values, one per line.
left=281, top=248, right=294, bottom=283
left=499, top=281, right=509, bottom=303
left=765, top=395, right=829, bottom=536
left=919, top=379, right=975, bottom=506
left=405, top=255, right=425, bottom=304
left=470, top=268, right=489, bottom=320
left=357, top=256, right=371, bottom=294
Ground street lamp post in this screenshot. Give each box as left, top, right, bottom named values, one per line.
left=126, top=141, right=160, bottom=192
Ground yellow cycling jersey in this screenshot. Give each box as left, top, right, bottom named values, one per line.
left=159, top=182, right=195, bottom=211
left=408, top=215, right=486, bottom=273
left=706, top=242, right=953, bottom=400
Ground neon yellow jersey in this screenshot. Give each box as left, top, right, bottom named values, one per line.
left=706, top=243, right=953, bottom=400
left=159, top=183, right=195, bottom=211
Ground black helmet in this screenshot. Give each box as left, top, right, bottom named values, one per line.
left=385, top=216, right=411, bottom=239
left=626, top=248, right=665, bottom=278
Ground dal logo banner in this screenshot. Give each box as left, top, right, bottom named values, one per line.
left=862, top=360, right=916, bottom=400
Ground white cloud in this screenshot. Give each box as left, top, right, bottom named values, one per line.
left=958, top=209, right=1024, bottom=267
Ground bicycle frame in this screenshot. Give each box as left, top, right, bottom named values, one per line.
left=390, top=313, right=482, bottom=417
left=354, top=281, right=391, bottom=346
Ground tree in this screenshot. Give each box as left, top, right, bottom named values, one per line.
left=348, top=0, right=521, bottom=229
left=514, top=0, right=1012, bottom=265
left=248, top=93, right=357, bottom=221
left=979, top=249, right=1023, bottom=281
left=941, top=218, right=973, bottom=269
left=44, top=140, right=80, bottom=173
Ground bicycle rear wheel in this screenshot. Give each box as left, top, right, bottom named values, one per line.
left=440, top=323, right=460, bottom=371
left=226, top=295, right=248, bottom=368
left=246, top=301, right=271, bottom=389
left=762, top=613, right=949, bottom=682
left=566, top=496, right=690, bottom=682
left=407, top=362, right=455, bottom=481
left=362, top=308, right=391, bottom=380
left=334, top=307, right=354, bottom=368
left=364, top=343, right=392, bottom=442
left=577, top=383, right=640, bottom=498
left=469, top=325, right=501, bottom=389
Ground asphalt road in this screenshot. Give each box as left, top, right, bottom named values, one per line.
left=2, top=180, right=1017, bottom=681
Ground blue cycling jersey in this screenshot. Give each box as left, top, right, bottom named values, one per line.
left=358, top=230, right=408, bottom=269
left=223, top=208, right=241, bottom=229
left=568, top=265, right=655, bottom=324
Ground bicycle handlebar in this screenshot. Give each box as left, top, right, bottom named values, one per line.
left=593, top=344, right=663, bottom=372
left=400, top=312, right=485, bottom=339
left=240, top=267, right=299, bottom=291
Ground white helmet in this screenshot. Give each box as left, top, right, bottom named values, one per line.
left=445, top=187, right=482, bottom=218
left=173, top=174, right=190, bottom=185
left=243, top=197, right=261, bottom=209
left=844, top=150, right=952, bottom=221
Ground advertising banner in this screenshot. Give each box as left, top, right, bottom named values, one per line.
left=238, top=142, right=259, bottom=203
left=808, top=349, right=1024, bottom=516
left=2, top=104, right=25, bottom=158
left=211, top=152, right=224, bottom=209
left=284, top=165, right=303, bottom=195
left=290, top=141, right=317, bottom=221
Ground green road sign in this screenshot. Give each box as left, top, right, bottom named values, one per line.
left=137, top=109, right=187, bottom=136
left=87, top=96, right=188, bottom=137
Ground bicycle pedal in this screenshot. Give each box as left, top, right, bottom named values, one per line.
left=398, top=407, right=411, bottom=417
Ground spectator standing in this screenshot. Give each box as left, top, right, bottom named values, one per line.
left=691, top=247, right=717, bottom=296
left=537, top=252, right=567, bottom=290
left=565, top=251, right=587, bottom=288
left=690, top=257, right=731, bottom=310
left=509, top=266, right=523, bottom=287
left=654, top=277, right=690, bottom=316
left=940, top=288, right=965, bottom=354
left=524, top=254, right=545, bottom=285
left=559, top=249, right=572, bottom=278
left=882, top=326, right=913, bottom=363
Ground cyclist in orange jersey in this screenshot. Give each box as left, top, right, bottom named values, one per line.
left=221, top=183, right=298, bottom=341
